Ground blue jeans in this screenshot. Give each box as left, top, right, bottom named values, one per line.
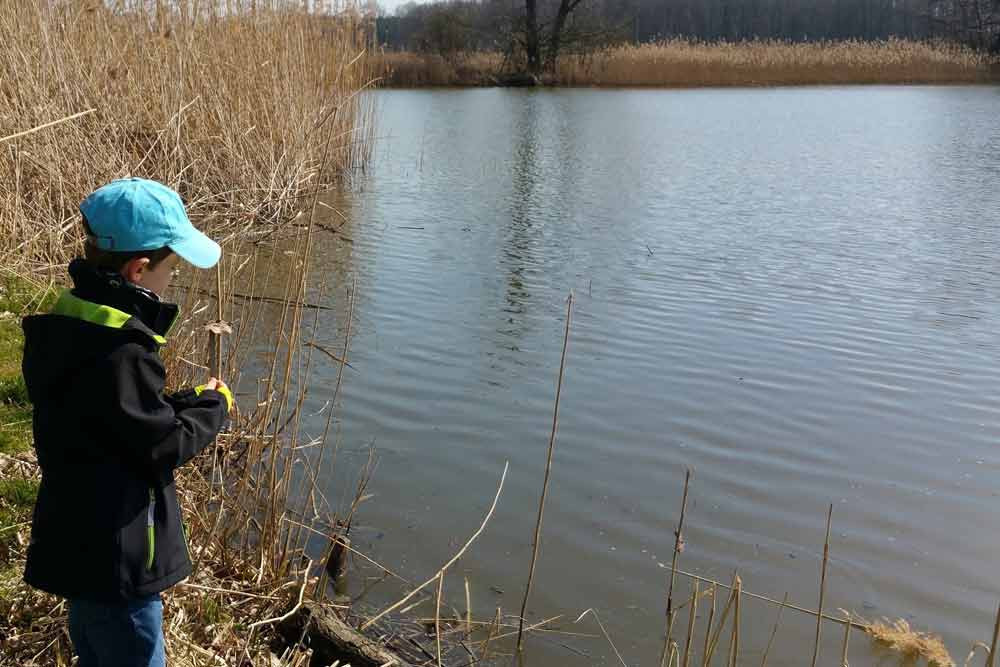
left=68, top=594, right=165, bottom=667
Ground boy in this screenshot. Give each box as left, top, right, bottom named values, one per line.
left=21, top=178, right=233, bottom=667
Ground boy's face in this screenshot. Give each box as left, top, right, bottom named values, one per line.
left=122, top=253, right=180, bottom=296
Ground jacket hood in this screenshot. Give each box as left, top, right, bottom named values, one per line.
left=21, top=260, right=179, bottom=403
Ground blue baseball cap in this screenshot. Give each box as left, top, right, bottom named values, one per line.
left=80, top=178, right=220, bottom=269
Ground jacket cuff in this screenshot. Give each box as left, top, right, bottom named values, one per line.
left=193, top=384, right=233, bottom=412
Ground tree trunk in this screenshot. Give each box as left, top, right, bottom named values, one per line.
left=276, top=601, right=413, bottom=667
left=547, top=6, right=571, bottom=70
left=525, top=0, right=541, bottom=73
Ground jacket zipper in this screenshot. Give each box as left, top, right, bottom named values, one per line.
left=146, top=488, right=155, bottom=570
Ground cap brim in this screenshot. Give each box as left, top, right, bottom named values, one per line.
left=169, top=229, right=221, bottom=269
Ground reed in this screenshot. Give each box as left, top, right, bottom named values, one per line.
left=372, top=51, right=504, bottom=87
left=811, top=504, right=834, bottom=667
left=682, top=581, right=699, bottom=667
left=375, top=39, right=997, bottom=88
left=558, top=38, right=996, bottom=86
left=661, top=468, right=691, bottom=665
left=517, top=292, right=574, bottom=651
left=0, top=0, right=375, bottom=271
left=990, top=602, right=1000, bottom=667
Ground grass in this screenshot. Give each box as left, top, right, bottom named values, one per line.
left=0, top=277, right=55, bottom=458
left=0, top=277, right=47, bottom=577
left=375, top=38, right=999, bottom=87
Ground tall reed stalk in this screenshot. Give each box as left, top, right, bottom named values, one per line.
left=517, top=293, right=574, bottom=651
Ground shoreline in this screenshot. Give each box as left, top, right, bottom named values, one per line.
left=372, top=40, right=1000, bottom=89
left=377, top=78, right=1000, bottom=90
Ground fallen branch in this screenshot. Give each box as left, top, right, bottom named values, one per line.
left=0, top=109, right=96, bottom=144
left=361, top=462, right=509, bottom=631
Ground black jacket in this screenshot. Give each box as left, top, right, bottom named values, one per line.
left=21, top=259, right=231, bottom=601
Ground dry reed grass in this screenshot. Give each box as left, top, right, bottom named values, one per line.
left=0, top=0, right=375, bottom=271
left=0, top=1, right=382, bottom=665
left=558, top=38, right=996, bottom=86
left=866, top=618, right=956, bottom=667
left=373, top=51, right=503, bottom=87
left=376, top=39, right=997, bottom=87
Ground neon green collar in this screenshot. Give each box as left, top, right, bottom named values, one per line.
left=51, top=290, right=168, bottom=345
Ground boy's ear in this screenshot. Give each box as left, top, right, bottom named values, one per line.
left=121, top=256, right=151, bottom=284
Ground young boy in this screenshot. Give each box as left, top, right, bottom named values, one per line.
left=21, top=178, right=233, bottom=667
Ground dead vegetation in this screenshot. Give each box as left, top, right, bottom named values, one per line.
left=866, top=618, right=956, bottom=667
left=0, top=0, right=375, bottom=271
left=374, top=39, right=998, bottom=87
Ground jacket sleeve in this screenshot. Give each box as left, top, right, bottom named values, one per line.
left=104, top=343, right=228, bottom=478
left=167, top=385, right=234, bottom=413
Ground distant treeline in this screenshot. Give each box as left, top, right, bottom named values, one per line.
left=376, top=0, right=1000, bottom=55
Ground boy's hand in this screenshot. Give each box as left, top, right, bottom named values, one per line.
left=204, top=377, right=233, bottom=412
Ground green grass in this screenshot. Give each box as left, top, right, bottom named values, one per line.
left=0, top=276, right=51, bottom=550
left=0, top=475, right=39, bottom=560
left=0, top=478, right=38, bottom=508
left=0, top=276, right=54, bottom=457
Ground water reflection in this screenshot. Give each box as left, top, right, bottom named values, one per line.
left=297, top=86, right=1000, bottom=666
left=502, top=93, right=541, bottom=345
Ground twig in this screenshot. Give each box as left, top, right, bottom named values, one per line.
left=811, top=504, right=834, bottom=667
left=702, top=584, right=717, bottom=667
left=211, top=261, right=224, bottom=377
left=179, top=582, right=282, bottom=600
left=248, top=560, right=312, bottom=630
left=682, top=581, right=699, bottom=667
left=517, top=292, right=574, bottom=651
left=465, top=577, right=472, bottom=638
left=964, top=642, right=991, bottom=667
left=487, top=615, right=562, bottom=642
left=480, top=607, right=502, bottom=662
left=305, top=341, right=356, bottom=369
left=704, top=576, right=738, bottom=665
left=574, top=609, right=628, bottom=667
left=760, top=593, right=789, bottom=667
left=661, top=469, right=692, bottom=666
left=177, top=284, right=333, bottom=310
left=436, top=571, right=445, bottom=667
left=361, top=462, right=509, bottom=631
left=989, top=601, right=1000, bottom=667
left=1, top=109, right=96, bottom=144
left=730, top=576, right=742, bottom=667
left=660, top=564, right=867, bottom=630
left=840, top=611, right=851, bottom=667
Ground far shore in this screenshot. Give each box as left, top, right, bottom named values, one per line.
left=373, top=39, right=1000, bottom=88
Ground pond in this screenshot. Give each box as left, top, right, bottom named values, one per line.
left=297, top=85, right=1000, bottom=665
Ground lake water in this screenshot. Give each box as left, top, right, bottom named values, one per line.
left=299, top=86, right=1000, bottom=665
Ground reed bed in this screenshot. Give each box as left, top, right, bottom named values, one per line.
left=0, top=1, right=383, bottom=665
left=558, top=38, right=997, bottom=86
left=0, top=0, right=376, bottom=271
left=375, top=39, right=998, bottom=87
left=372, top=51, right=504, bottom=87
